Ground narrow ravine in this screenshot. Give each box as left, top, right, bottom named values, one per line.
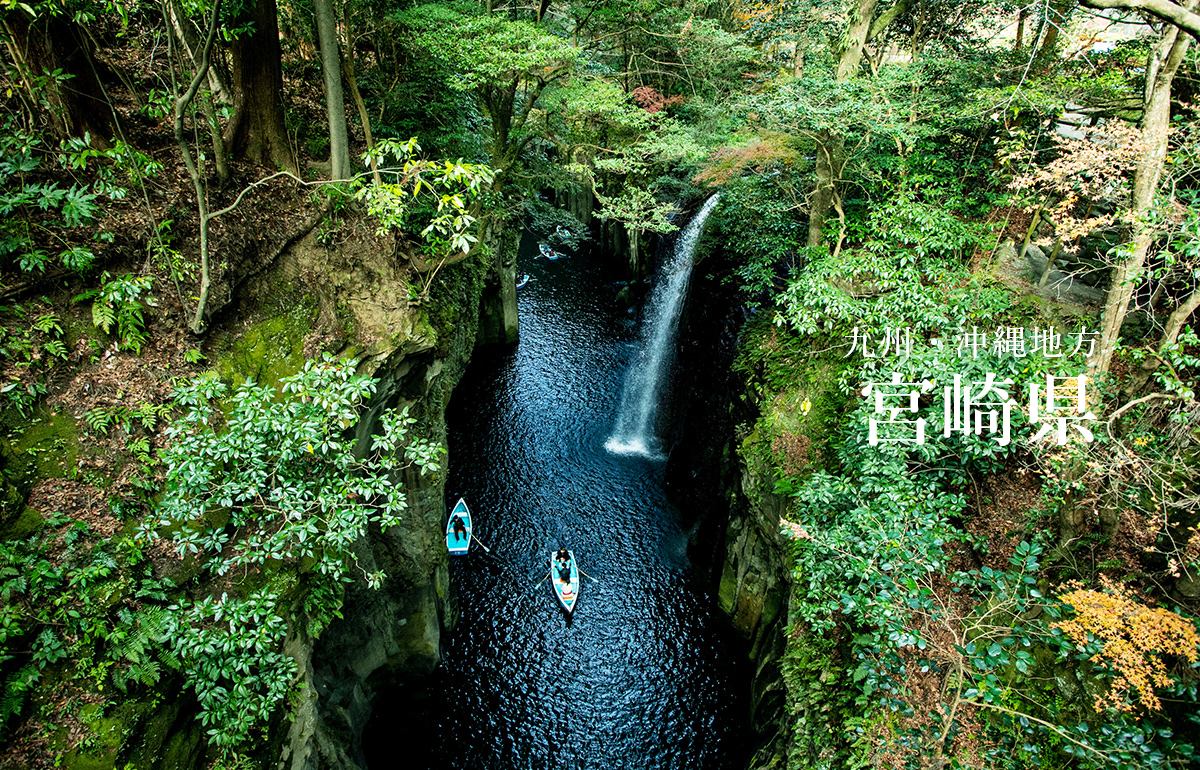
left=363, top=214, right=749, bottom=769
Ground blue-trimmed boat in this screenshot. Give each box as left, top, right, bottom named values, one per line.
left=550, top=550, right=580, bottom=614
left=516, top=274, right=530, bottom=289
left=446, top=498, right=471, bottom=555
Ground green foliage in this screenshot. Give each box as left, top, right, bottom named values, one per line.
left=73, top=272, right=154, bottom=354
left=0, top=517, right=167, bottom=729
left=395, top=4, right=577, bottom=92
left=778, top=251, right=1010, bottom=341
left=0, top=124, right=146, bottom=279
left=0, top=302, right=68, bottom=414
left=83, top=402, right=171, bottom=437
left=356, top=137, right=494, bottom=256
left=145, top=357, right=443, bottom=752
left=705, top=171, right=806, bottom=303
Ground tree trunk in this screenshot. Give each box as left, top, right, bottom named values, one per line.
left=315, top=0, right=351, bottom=181
left=1091, top=14, right=1193, bottom=375
left=226, top=0, right=296, bottom=173
left=1033, top=0, right=1072, bottom=67
left=199, top=86, right=230, bottom=187
left=165, top=0, right=232, bottom=104
left=627, top=224, right=640, bottom=275
left=1037, top=239, right=1062, bottom=288
left=808, top=131, right=842, bottom=247
left=3, top=13, right=115, bottom=144
left=341, top=6, right=378, bottom=185
left=1122, top=289, right=1200, bottom=395
left=807, top=0, right=880, bottom=248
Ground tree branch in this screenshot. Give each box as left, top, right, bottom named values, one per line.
left=1079, top=0, right=1200, bottom=39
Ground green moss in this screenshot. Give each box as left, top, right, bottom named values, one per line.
left=59, top=703, right=131, bottom=770
left=0, top=462, right=36, bottom=538
left=211, top=296, right=318, bottom=389
left=0, top=504, right=42, bottom=540
left=781, top=630, right=855, bottom=769
left=735, top=319, right=851, bottom=486
left=718, top=560, right=738, bottom=616
left=1, top=408, right=82, bottom=489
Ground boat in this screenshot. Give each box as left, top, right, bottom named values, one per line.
left=538, top=244, right=562, bottom=260
left=550, top=549, right=580, bottom=614
left=516, top=274, right=530, bottom=289
left=446, top=498, right=471, bottom=555
left=555, top=225, right=571, bottom=239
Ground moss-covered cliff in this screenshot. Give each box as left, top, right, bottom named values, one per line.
left=0, top=207, right=498, bottom=770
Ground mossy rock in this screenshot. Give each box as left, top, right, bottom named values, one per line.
left=59, top=702, right=136, bottom=770
left=0, top=463, right=36, bottom=538
left=735, top=320, right=851, bottom=483
left=211, top=295, right=319, bottom=389
left=0, top=504, right=41, bottom=540
left=1, top=408, right=82, bottom=489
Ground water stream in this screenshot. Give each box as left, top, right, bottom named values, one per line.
left=605, top=194, right=721, bottom=459
left=363, top=206, right=748, bottom=769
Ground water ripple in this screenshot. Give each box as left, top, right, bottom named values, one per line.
left=364, top=231, right=749, bottom=770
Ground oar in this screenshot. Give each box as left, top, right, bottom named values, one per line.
left=526, top=569, right=551, bottom=592
left=578, top=567, right=602, bottom=584
left=469, top=532, right=491, bottom=554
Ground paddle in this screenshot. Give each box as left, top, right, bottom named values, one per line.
left=526, top=569, right=552, bottom=592
left=578, top=567, right=601, bottom=585
left=469, top=532, right=492, bottom=554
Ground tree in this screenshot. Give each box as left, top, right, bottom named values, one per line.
left=1090, top=1, right=1197, bottom=374
left=1080, top=0, right=1200, bottom=38
left=225, top=0, right=297, bottom=173
left=2, top=3, right=116, bottom=144
left=314, top=0, right=351, bottom=180
left=398, top=4, right=577, bottom=343
left=149, top=358, right=443, bottom=752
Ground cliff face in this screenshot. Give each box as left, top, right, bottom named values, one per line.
left=25, top=218, right=495, bottom=770
left=718, top=455, right=794, bottom=768
left=267, top=228, right=490, bottom=769
left=665, top=223, right=797, bottom=770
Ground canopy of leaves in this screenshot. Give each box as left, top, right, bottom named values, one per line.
left=394, top=3, right=578, bottom=91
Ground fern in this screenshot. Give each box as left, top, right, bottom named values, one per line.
left=91, top=299, right=117, bottom=334
left=84, top=407, right=116, bottom=435
left=109, top=607, right=168, bottom=693
left=74, top=272, right=153, bottom=353
left=0, top=665, right=39, bottom=726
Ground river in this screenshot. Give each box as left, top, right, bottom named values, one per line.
left=364, top=220, right=749, bottom=769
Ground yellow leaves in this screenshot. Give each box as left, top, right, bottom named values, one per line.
left=1054, top=578, right=1200, bottom=713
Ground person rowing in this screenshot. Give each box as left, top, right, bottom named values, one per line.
left=452, top=514, right=467, bottom=543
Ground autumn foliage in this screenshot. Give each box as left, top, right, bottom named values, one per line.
left=1009, top=125, right=1145, bottom=245
left=1054, top=578, right=1200, bottom=713
left=693, top=136, right=798, bottom=186
left=630, top=85, right=684, bottom=113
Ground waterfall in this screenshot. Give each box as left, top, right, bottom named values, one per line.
left=605, top=193, right=720, bottom=459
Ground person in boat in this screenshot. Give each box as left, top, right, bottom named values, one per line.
left=559, top=563, right=572, bottom=583
left=556, top=547, right=569, bottom=563
left=452, top=514, right=467, bottom=542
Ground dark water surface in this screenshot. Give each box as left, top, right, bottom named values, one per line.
left=365, top=234, right=749, bottom=770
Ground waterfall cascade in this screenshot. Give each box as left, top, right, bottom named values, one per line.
left=605, top=193, right=720, bottom=459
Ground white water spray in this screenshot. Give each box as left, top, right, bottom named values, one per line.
left=606, top=194, right=720, bottom=459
